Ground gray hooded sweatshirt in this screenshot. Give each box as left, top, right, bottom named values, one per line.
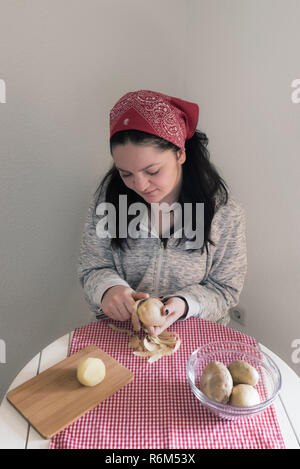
left=77, top=178, right=247, bottom=325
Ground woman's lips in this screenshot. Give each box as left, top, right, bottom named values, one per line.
left=142, top=189, right=157, bottom=195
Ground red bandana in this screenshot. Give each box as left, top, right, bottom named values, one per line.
left=109, top=90, right=199, bottom=150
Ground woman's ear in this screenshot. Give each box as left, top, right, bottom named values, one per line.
left=177, top=149, right=186, bottom=164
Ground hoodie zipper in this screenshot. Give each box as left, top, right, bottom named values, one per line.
left=154, top=239, right=164, bottom=297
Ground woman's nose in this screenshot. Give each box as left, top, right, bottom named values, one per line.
left=133, top=174, right=149, bottom=192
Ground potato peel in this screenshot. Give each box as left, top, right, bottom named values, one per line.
left=133, top=351, right=152, bottom=357
left=143, top=337, right=160, bottom=352
left=108, top=324, right=134, bottom=336
left=108, top=321, right=181, bottom=363
left=131, top=330, right=181, bottom=363
left=148, top=352, right=164, bottom=364
left=129, top=335, right=140, bottom=348
left=131, top=300, right=142, bottom=332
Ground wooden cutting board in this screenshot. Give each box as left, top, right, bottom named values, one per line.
left=6, top=345, right=134, bottom=439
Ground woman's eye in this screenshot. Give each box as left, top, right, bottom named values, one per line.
left=121, top=170, right=159, bottom=178
left=147, top=170, right=160, bottom=176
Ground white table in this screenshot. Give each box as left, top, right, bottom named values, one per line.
left=0, top=332, right=299, bottom=449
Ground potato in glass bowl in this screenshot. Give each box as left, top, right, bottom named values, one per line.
left=187, top=341, right=282, bottom=420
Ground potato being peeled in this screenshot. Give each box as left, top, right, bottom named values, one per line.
left=230, top=384, right=260, bottom=407
left=77, top=357, right=106, bottom=387
left=136, top=298, right=166, bottom=327
left=228, top=360, right=259, bottom=386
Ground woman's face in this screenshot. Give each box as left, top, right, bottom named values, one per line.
left=112, top=142, right=186, bottom=205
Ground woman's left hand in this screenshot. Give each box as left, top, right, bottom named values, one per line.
left=146, top=297, right=188, bottom=337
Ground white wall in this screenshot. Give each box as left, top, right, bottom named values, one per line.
left=0, top=0, right=187, bottom=401
left=185, top=0, right=300, bottom=372
left=0, top=0, right=299, bottom=403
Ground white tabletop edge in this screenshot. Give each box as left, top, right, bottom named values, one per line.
left=259, top=344, right=300, bottom=447
left=0, top=353, right=40, bottom=449
left=26, top=333, right=71, bottom=449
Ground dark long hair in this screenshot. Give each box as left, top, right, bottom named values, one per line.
left=92, top=129, right=228, bottom=254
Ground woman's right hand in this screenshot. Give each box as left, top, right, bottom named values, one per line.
left=101, top=285, right=149, bottom=322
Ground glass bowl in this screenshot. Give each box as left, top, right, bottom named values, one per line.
left=187, top=340, right=282, bottom=420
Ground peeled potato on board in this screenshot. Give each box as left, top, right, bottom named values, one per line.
left=131, top=298, right=166, bottom=331
left=77, top=357, right=106, bottom=387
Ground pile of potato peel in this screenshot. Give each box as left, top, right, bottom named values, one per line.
left=129, top=331, right=181, bottom=363
left=109, top=324, right=181, bottom=364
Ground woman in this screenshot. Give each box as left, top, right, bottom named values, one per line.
left=77, top=90, right=247, bottom=336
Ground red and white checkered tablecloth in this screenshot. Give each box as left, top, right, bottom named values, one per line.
left=49, top=318, right=285, bottom=449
